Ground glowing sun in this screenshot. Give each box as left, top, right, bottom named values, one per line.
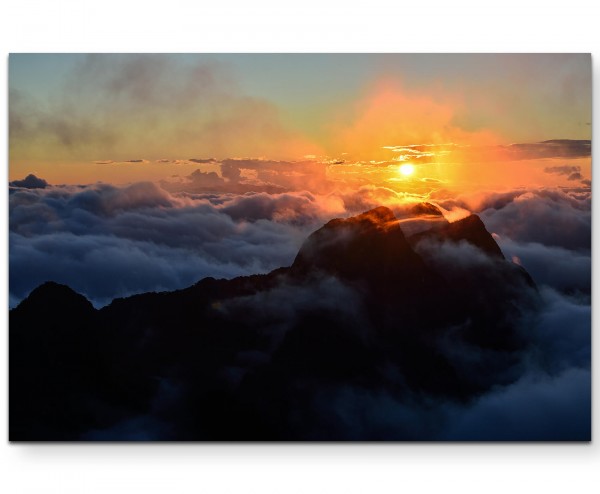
left=399, top=164, right=415, bottom=176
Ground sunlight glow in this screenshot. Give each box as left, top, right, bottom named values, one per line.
left=399, top=164, right=415, bottom=176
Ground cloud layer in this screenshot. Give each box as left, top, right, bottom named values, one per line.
left=10, top=176, right=591, bottom=307
left=9, top=176, right=590, bottom=440
left=9, top=180, right=347, bottom=306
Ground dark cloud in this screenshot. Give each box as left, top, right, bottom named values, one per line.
left=528, top=287, right=591, bottom=372
left=184, top=169, right=225, bottom=187
left=160, top=169, right=232, bottom=194
left=503, top=140, right=591, bottom=160
left=9, top=231, right=251, bottom=308
left=189, top=158, right=217, bottom=164
left=441, top=288, right=590, bottom=441
left=221, top=160, right=243, bottom=182
left=497, top=237, right=590, bottom=296
left=383, top=140, right=591, bottom=163
left=435, top=187, right=591, bottom=252
left=435, top=189, right=525, bottom=213
left=160, top=158, right=333, bottom=195
left=219, top=191, right=329, bottom=224
left=544, top=165, right=581, bottom=176
left=442, top=367, right=591, bottom=440
left=219, top=274, right=370, bottom=348
left=219, top=159, right=329, bottom=191
left=544, top=165, right=585, bottom=182
left=9, top=174, right=48, bottom=189
left=479, top=190, right=591, bottom=251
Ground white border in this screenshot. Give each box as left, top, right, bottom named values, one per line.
left=1, top=1, right=599, bottom=493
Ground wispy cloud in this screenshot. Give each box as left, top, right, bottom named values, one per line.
left=10, top=54, right=319, bottom=164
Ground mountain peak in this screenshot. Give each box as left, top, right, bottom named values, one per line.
left=354, top=206, right=398, bottom=224
left=14, top=281, right=95, bottom=317
left=409, top=202, right=444, bottom=217
left=321, top=206, right=399, bottom=234
left=291, top=207, right=432, bottom=286
left=409, top=213, right=504, bottom=259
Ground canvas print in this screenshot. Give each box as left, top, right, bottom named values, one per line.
left=8, top=54, right=591, bottom=441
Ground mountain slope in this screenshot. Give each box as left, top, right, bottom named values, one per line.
left=9, top=206, right=539, bottom=440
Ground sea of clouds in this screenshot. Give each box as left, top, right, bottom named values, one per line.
left=9, top=173, right=591, bottom=440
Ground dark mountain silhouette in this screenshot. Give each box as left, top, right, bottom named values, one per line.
left=290, top=207, right=450, bottom=319
left=9, top=206, right=539, bottom=440
left=292, top=206, right=428, bottom=278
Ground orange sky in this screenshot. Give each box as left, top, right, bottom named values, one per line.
left=9, top=54, right=591, bottom=195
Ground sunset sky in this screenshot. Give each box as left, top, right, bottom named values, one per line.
left=8, top=52, right=592, bottom=444
left=9, top=54, right=591, bottom=193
